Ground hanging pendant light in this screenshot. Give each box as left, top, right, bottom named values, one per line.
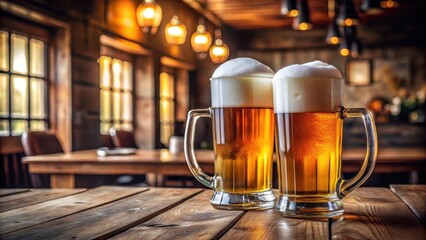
left=165, top=15, right=187, bottom=45
left=325, top=19, right=341, bottom=44
left=281, top=0, right=299, bottom=17
left=361, top=0, right=383, bottom=14
left=191, top=18, right=212, bottom=58
left=339, top=27, right=353, bottom=57
left=292, top=0, right=312, bottom=31
left=337, top=0, right=359, bottom=26
left=380, top=0, right=399, bottom=8
left=136, top=0, right=162, bottom=34
left=209, top=29, right=229, bottom=64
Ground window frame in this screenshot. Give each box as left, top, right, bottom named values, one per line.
left=99, top=46, right=135, bottom=134
left=0, top=29, right=50, bottom=136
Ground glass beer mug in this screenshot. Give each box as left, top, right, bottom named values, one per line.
left=273, top=61, right=378, bottom=218
left=184, top=58, right=276, bottom=210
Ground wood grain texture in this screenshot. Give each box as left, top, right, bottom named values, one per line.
left=112, top=190, right=245, bottom=240
left=332, top=188, right=426, bottom=240
left=1, top=188, right=202, bottom=240
left=390, top=184, right=426, bottom=226
left=0, top=186, right=145, bottom=235
left=221, top=209, right=328, bottom=240
left=0, top=189, right=86, bottom=212
left=0, top=189, right=29, bottom=197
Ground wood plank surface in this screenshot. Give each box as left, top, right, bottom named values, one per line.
left=390, top=184, right=426, bottom=226
left=112, top=190, right=245, bottom=240
left=0, top=189, right=86, bottom=213
left=332, top=188, right=426, bottom=240
left=221, top=209, right=328, bottom=239
left=0, top=186, right=145, bottom=235
left=1, top=188, right=203, bottom=240
left=0, top=189, right=29, bottom=197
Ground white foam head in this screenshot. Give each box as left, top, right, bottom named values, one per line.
left=211, top=57, right=274, bottom=108
left=273, top=61, right=343, bottom=113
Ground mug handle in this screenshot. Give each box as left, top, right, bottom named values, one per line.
left=184, top=108, right=215, bottom=188
left=337, top=107, right=378, bottom=199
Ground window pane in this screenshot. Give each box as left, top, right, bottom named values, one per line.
left=100, top=56, right=111, bottom=88
left=113, top=91, right=121, bottom=120
left=30, top=39, right=45, bottom=77
left=160, top=124, right=173, bottom=146
left=0, top=31, right=8, bottom=71
left=30, top=78, right=45, bottom=118
left=11, top=34, right=28, bottom=74
left=30, top=120, right=45, bottom=131
left=122, top=122, right=132, bottom=131
left=122, top=92, right=132, bottom=121
left=11, top=120, right=27, bottom=136
left=0, top=74, right=8, bottom=117
left=100, top=90, right=111, bottom=121
left=112, top=59, right=122, bottom=89
left=100, top=122, right=111, bottom=134
left=0, top=120, right=9, bottom=136
left=160, top=99, right=174, bottom=123
left=11, top=76, right=28, bottom=118
left=122, top=61, right=132, bottom=90
left=160, top=72, right=169, bottom=98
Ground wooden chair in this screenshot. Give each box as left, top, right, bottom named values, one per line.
left=21, top=131, right=64, bottom=187
left=109, top=128, right=138, bottom=148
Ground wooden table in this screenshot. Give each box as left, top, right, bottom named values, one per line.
left=23, top=148, right=426, bottom=188
left=0, top=185, right=425, bottom=239
left=23, top=149, right=214, bottom=188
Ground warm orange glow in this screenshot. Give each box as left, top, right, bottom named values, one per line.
left=288, top=9, right=299, bottom=17
left=191, top=24, right=212, bottom=53
left=381, top=0, right=399, bottom=8
left=165, top=16, right=187, bottom=45
left=340, top=48, right=350, bottom=56
left=295, top=22, right=312, bottom=31
left=136, top=0, right=162, bottom=34
left=330, top=37, right=340, bottom=44
left=209, top=39, right=230, bottom=64
left=344, top=19, right=353, bottom=26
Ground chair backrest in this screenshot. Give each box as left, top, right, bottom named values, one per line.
left=101, top=134, right=114, bottom=148
left=21, top=131, right=64, bottom=156
left=109, top=128, right=138, bottom=148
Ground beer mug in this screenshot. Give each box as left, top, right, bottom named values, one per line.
left=273, top=61, right=378, bottom=218
left=184, top=58, right=276, bottom=210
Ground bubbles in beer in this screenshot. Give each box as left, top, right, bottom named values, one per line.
left=273, top=60, right=343, bottom=113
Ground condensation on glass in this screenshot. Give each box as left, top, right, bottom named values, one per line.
left=99, top=56, right=133, bottom=134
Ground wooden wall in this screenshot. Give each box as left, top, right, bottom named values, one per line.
left=1, top=0, right=236, bottom=150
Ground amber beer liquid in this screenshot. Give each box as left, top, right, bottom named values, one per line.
left=275, top=112, right=343, bottom=196
left=212, top=107, right=274, bottom=193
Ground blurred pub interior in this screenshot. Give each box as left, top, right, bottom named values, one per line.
left=0, top=0, right=425, bottom=188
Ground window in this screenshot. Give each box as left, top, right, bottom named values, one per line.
left=159, top=71, right=175, bottom=146
left=99, top=56, right=133, bottom=134
left=0, top=31, right=48, bottom=136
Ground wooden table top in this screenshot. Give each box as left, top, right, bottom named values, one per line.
left=22, top=147, right=426, bottom=164
left=0, top=185, right=425, bottom=239
left=23, top=149, right=215, bottom=164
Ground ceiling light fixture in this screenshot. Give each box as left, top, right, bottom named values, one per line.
left=337, top=0, right=359, bottom=26
left=191, top=18, right=212, bottom=59
left=281, top=0, right=299, bottom=17
left=292, top=0, right=312, bottom=31
left=209, top=29, right=229, bottom=64
left=165, top=15, right=187, bottom=45
left=136, top=0, right=162, bottom=34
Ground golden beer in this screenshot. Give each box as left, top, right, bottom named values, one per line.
left=275, top=112, right=343, bottom=196
left=212, top=107, right=274, bottom=193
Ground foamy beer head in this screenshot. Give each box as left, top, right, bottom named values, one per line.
left=211, top=57, right=274, bottom=108
left=273, top=61, right=343, bottom=113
